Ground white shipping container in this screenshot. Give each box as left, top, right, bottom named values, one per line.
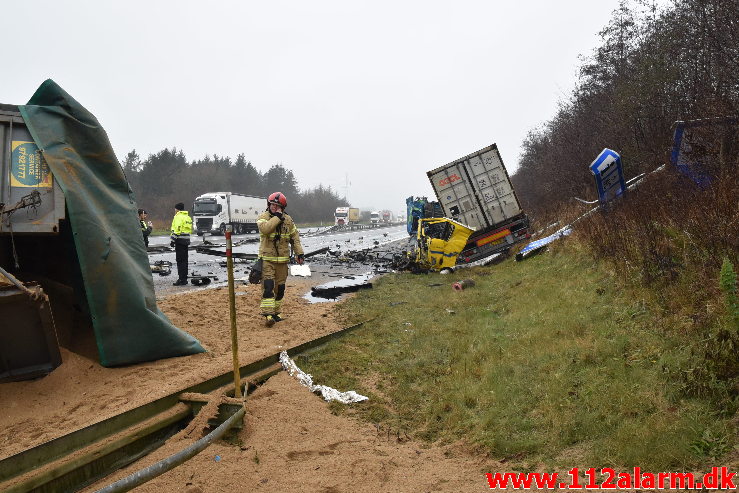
left=193, top=192, right=263, bottom=234
left=427, top=144, right=522, bottom=231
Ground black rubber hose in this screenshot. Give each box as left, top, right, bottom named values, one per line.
left=94, top=406, right=245, bottom=493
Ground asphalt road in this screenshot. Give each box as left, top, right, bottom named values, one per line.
left=149, top=224, right=410, bottom=298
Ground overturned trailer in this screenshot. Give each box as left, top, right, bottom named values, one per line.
left=427, top=143, right=530, bottom=263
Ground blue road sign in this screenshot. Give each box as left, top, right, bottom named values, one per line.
left=589, top=148, right=626, bottom=204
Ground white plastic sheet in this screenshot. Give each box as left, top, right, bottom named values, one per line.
left=279, top=351, right=368, bottom=404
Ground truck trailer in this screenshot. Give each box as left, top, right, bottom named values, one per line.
left=427, top=143, right=529, bottom=263
left=334, top=207, right=359, bottom=226
left=193, top=192, right=263, bottom=235
left=1, top=80, right=205, bottom=372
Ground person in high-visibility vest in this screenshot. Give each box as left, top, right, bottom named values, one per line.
left=257, top=192, right=304, bottom=326
left=138, top=208, right=153, bottom=247
left=170, top=202, right=192, bottom=286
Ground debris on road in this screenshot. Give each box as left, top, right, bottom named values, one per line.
left=310, top=280, right=373, bottom=299
left=150, top=260, right=172, bottom=276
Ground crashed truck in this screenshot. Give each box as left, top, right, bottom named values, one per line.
left=403, top=144, right=530, bottom=271
left=0, top=80, right=204, bottom=383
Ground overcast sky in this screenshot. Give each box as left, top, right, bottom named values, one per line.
left=4, top=1, right=626, bottom=213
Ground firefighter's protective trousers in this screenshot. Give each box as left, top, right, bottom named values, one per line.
left=257, top=211, right=303, bottom=316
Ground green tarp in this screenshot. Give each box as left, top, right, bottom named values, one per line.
left=19, top=79, right=205, bottom=366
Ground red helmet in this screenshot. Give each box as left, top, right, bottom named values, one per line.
left=267, top=192, right=287, bottom=209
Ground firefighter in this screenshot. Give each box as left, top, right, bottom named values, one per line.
left=138, top=209, right=153, bottom=247
left=170, top=202, right=192, bottom=286
left=257, top=192, right=304, bottom=326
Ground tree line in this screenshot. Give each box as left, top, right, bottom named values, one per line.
left=511, top=0, right=738, bottom=221
left=122, top=149, right=347, bottom=224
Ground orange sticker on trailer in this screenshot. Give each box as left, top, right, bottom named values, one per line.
left=476, top=229, right=510, bottom=247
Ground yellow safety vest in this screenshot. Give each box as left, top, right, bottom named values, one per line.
left=170, top=210, right=192, bottom=239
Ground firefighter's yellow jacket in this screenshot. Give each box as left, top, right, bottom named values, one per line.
left=257, top=211, right=303, bottom=263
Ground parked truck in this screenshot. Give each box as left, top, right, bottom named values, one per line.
left=334, top=206, right=360, bottom=226
left=426, top=143, right=530, bottom=263
left=381, top=210, right=393, bottom=224
left=192, top=192, right=263, bottom=235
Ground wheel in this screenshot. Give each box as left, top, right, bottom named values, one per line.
left=219, top=223, right=226, bottom=235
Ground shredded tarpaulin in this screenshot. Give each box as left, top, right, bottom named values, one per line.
left=279, top=351, right=368, bottom=404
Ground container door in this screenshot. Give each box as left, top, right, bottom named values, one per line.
left=428, top=163, right=487, bottom=230
left=461, top=147, right=521, bottom=227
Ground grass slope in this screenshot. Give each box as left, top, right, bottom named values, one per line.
left=298, top=244, right=736, bottom=469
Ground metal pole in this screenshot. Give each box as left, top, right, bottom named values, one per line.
left=224, top=225, right=242, bottom=398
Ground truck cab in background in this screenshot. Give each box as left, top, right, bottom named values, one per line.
left=334, top=207, right=360, bottom=226
left=193, top=192, right=263, bottom=235
left=370, top=211, right=380, bottom=225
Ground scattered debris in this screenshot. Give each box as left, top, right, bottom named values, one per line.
left=515, top=226, right=572, bottom=261
left=279, top=351, right=368, bottom=403
left=151, top=260, right=172, bottom=276
left=310, top=282, right=372, bottom=299
left=452, top=279, right=475, bottom=291
left=190, top=274, right=219, bottom=286
left=289, top=264, right=311, bottom=277
left=194, top=246, right=258, bottom=260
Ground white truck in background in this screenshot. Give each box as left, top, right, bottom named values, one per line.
left=370, top=211, right=381, bottom=225
left=334, top=207, right=359, bottom=226
left=192, top=192, right=264, bottom=235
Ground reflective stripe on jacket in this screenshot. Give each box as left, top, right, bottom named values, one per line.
left=140, top=220, right=152, bottom=237
left=170, top=210, right=192, bottom=240
left=257, top=211, right=304, bottom=263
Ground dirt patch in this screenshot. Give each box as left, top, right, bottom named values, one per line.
left=2, top=278, right=498, bottom=491
left=84, top=372, right=492, bottom=492
left=0, top=279, right=338, bottom=459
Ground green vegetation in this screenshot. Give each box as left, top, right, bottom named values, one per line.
left=297, top=244, right=736, bottom=469
left=513, top=0, right=738, bottom=219
left=150, top=228, right=170, bottom=237
left=123, top=148, right=347, bottom=224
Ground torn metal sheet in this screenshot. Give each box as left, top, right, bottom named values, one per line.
left=279, top=351, right=368, bottom=404
left=515, top=226, right=572, bottom=261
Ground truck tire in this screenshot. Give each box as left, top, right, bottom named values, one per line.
left=219, top=223, right=226, bottom=235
